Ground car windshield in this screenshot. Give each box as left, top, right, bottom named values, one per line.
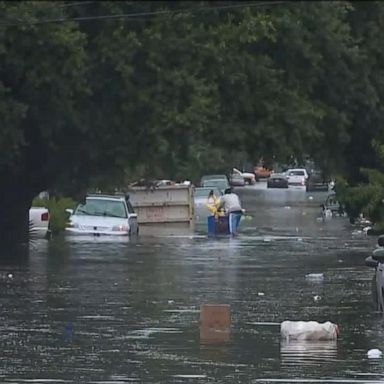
left=202, top=180, right=229, bottom=189
left=74, top=198, right=127, bottom=218
left=194, top=188, right=221, bottom=197
left=289, top=170, right=305, bottom=176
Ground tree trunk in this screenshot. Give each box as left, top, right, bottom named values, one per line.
left=0, top=183, right=33, bottom=251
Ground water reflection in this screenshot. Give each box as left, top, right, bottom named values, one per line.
left=280, top=339, right=338, bottom=366
left=1, top=186, right=384, bottom=383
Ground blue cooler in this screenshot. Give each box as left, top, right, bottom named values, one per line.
left=207, top=216, right=230, bottom=236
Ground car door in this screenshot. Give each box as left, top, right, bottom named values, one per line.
left=126, top=201, right=138, bottom=235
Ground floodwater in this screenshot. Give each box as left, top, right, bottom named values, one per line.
left=1, top=182, right=384, bottom=383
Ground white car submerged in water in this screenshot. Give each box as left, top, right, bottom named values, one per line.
left=66, top=194, right=139, bottom=236
left=29, top=207, right=50, bottom=238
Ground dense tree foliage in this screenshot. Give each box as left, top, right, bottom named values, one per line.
left=2, top=1, right=384, bottom=242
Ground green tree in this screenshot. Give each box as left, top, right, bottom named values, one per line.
left=0, top=1, right=88, bottom=243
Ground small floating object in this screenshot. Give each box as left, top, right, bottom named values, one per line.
left=258, top=292, right=265, bottom=296
left=367, top=349, right=382, bottom=359
left=308, top=196, right=314, bottom=200
left=313, top=295, right=321, bottom=302
left=284, top=206, right=291, bottom=209
left=281, top=320, right=339, bottom=340
left=167, top=300, right=175, bottom=305
left=7, top=273, right=13, bottom=279
left=305, top=273, right=324, bottom=281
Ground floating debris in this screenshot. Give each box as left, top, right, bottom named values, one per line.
left=305, top=273, right=324, bottom=281
left=281, top=320, right=339, bottom=341
left=367, top=349, right=382, bottom=359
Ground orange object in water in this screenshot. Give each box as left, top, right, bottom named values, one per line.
left=200, top=304, right=230, bottom=344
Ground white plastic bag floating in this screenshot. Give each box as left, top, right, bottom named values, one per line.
left=281, top=321, right=339, bottom=341
left=367, top=349, right=382, bottom=359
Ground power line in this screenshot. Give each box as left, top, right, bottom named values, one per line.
left=0, top=1, right=287, bottom=27
left=58, top=1, right=95, bottom=8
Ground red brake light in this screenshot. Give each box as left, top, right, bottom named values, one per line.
left=41, top=212, right=49, bottom=221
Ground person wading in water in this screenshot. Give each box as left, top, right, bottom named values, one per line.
left=218, top=188, right=244, bottom=236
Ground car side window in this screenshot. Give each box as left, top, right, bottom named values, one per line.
left=126, top=201, right=135, bottom=214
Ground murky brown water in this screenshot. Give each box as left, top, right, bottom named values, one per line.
left=1, top=183, right=383, bottom=383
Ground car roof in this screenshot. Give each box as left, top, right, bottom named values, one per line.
left=203, top=179, right=229, bottom=185
left=86, top=194, right=125, bottom=201
left=270, top=173, right=286, bottom=178
left=287, top=168, right=306, bottom=172
left=201, top=174, right=227, bottom=180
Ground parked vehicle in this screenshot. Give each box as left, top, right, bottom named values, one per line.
left=194, top=187, right=223, bottom=221
left=200, top=174, right=229, bottom=186
left=201, top=179, right=230, bottom=194
left=65, top=194, right=138, bottom=236
left=306, top=171, right=329, bottom=192
left=230, top=172, right=246, bottom=187
left=267, top=173, right=289, bottom=189
left=232, top=168, right=256, bottom=185
left=286, top=168, right=309, bottom=186
left=29, top=207, right=50, bottom=238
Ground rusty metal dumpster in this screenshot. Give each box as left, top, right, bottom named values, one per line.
left=127, top=185, right=194, bottom=234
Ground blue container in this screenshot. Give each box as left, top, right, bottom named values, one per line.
left=207, top=216, right=230, bottom=236
left=207, top=216, right=216, bottom=236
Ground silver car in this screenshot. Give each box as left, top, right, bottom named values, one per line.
left=66, top=194, right=139, bottom=236
left=200, top=174, right=229, bottom=186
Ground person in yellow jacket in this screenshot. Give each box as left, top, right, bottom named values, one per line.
left=205, top=190, right=224, bottom=219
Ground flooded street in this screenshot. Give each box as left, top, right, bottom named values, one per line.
left=2, top=182, right=384, bottom=383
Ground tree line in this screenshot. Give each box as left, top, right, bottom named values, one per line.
left=1, top=1, right=384, bottom=242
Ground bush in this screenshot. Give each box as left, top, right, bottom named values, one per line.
left=32, top=197, right=77, bottom=234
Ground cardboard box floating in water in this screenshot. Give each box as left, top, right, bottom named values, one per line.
left=199, top=304, right=230, bottom=344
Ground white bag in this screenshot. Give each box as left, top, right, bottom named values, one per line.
left=281, top=320, right=339, bottom=341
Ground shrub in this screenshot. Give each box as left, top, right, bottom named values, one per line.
left=32, top=197, right=77, bottom=234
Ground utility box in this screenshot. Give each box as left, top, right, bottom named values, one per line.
left=127, top=185, right=194, bottom=230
